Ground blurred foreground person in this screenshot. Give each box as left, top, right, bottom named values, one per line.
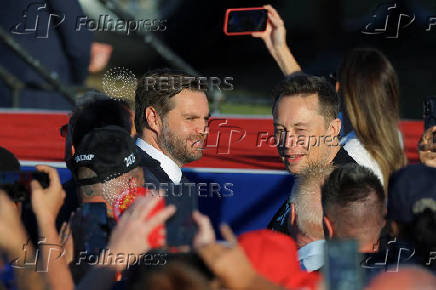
left=255, top=5, right=406, bottom=188
left=268, top=74, right=356, bottom=234
left=198, top=226, right=320, bottom=290
left=367, top=266, right=436, bottom=290
left=0, top=190, right=46, bottom=290
left=12, top=163, right=176, bottom=290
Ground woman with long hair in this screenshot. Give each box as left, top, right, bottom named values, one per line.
left=338, top=48, right=407, bottom=187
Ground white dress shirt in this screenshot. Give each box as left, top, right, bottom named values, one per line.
left=136, top=138, right=182, bottom=184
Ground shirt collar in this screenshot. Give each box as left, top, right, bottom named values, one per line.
left=136, top=137, right=182, bottom=185
left=298, top=239, right=325, bottom=272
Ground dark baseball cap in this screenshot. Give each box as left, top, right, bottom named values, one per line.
left=72, top=126, right=141, bottom=185
left=387, top=163, right=436, bottom=223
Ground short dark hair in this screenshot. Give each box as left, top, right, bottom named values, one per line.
left=135, top=69, right=204, bottom=134
left=321, top=163, right=385, bottom=237
left=70, top=98, right=132, bottom=148
left=272, top=74, right=339, bottom=122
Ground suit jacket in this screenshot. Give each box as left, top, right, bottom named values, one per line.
left=137, top=147, right=198, bottom=247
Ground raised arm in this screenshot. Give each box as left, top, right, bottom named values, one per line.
left=31, top=165, right=74, bottom=290
left=252, top=5, right=302, bottom=76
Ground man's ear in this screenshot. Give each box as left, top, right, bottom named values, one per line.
left=71, top=145, right=75, bottom=155
left=290, top=203, right=296, bottom=226
left=328, top=118, right=341, bottom=138
left=145, top=106, right=162, bottom=133
left=335, top=81, right=340, bottom=93
left=323, top=216, right=334, bottom=238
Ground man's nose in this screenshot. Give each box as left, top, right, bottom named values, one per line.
left=278, top=131, right=297, bottom=148
left=196, top=120, right=209, bottom=135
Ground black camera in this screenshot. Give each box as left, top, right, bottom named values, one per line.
left=0, top=171, right=49, bottom=202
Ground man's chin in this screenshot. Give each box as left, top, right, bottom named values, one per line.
left=286, top=160, right=305, bottom=175
left=185, top=150, right=203, bottom=163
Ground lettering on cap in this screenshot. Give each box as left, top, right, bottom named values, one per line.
left=124, top=153, right=136, bottom=168
left=75, top=154, right=95, bottom=163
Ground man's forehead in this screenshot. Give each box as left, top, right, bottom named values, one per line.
left=274, top=93, right=321, bottom=121
left=171, top=89, right=209, bottom=113
left=277, top=93, right=319, bottom=109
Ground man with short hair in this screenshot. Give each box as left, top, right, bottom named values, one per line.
left=321, top=163, right=386, bottom=253
left=268, top=74, right=356, bottom=234
left=135, top=69, right=210, bottom=178
left=58, top=96, right=135, bottom=228
left=71, top=126, right=144, bottom=217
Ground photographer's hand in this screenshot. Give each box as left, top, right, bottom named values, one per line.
left=193, top=210, right=216, bottom=248
left=252, top=5, right=301, bottom=75
left=0, top=190, right=28, bottom=256
left=31, top=165, right=66, bottom=226
left=105, top=195, right=175, bottom=270
left=31, top=165, right=73, bottom=290
left=198, top=224, right=283, bottom=290
left=0, top=190, right=47, bottom=290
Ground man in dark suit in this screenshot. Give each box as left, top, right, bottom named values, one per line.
left=134, top=69, right=210, bottom=246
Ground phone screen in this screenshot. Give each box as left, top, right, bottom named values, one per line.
left=165, top=182, right=198, bottom=248
left=81, top=202, right=108, bottom=254
left=324, top=240, right=363, bottom=290
left=226, top=9, right=267, bottom=33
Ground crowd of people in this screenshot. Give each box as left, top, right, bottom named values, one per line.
left=1, top=4, right=436, bottom=290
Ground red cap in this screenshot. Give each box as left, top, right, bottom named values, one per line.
left=238, top=230, right=320, bottom=289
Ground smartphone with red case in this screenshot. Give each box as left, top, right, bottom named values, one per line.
left=224, top=7, right=268, bottom=36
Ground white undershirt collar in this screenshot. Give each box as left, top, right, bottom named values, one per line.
left=136, top=137, right=182, bottom=185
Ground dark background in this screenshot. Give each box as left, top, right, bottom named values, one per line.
left=100, top=0, right=436, bottom=119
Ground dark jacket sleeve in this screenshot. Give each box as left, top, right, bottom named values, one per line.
left=48, top=0, right=93, bottom=83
